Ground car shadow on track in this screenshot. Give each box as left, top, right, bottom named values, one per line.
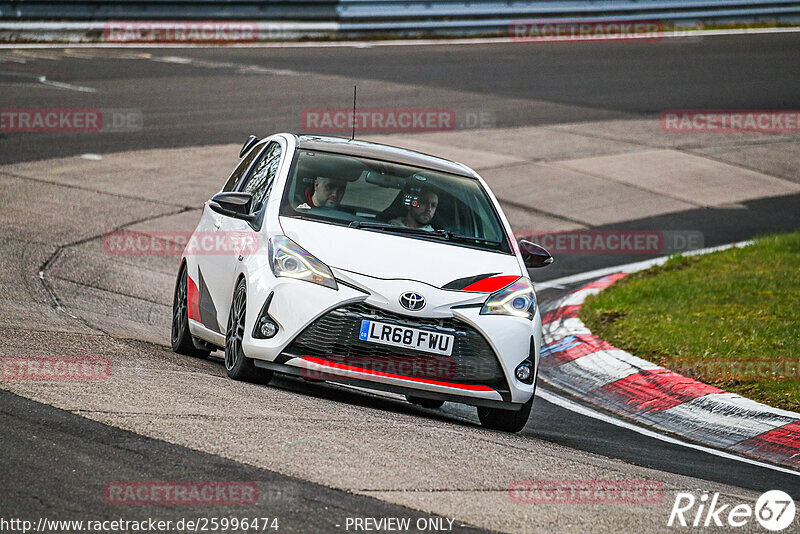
left=203, top=351, right=489, bottom=430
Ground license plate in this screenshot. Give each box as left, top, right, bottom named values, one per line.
left=358, top=320, right=454, bottom=356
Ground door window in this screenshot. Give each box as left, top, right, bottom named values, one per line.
left=239, top=141, right=282, bottom=215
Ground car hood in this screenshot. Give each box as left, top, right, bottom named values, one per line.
left=279, top=217, right=523, bottom=289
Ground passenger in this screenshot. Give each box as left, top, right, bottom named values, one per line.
left=297, top=177, right=348, bottom=209
left=390, top=188, right=439, bottom=231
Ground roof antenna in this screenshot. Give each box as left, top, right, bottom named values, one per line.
left=351, top=85, right=357, bottom=141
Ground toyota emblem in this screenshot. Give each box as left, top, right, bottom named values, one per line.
left=399, top=292, right=426, bottom=311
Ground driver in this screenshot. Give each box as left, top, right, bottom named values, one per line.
left=389, top=187, right=439, bottom=231
left=297, top=176, right=348, bottom=209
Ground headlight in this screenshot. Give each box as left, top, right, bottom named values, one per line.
left=268, top=236, right=337, bottom=290
left=480, top=277, right=536, bottom=319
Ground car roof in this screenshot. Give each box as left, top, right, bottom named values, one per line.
left=291, top=134, right=477, bottom=178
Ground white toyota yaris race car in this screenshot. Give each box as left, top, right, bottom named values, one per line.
left=172, top=133, right=552, bottom=432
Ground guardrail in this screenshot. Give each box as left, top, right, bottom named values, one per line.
left=0, top=1, right=338, bottom=20
left=1, top=0, right=799, bottom=39
left=340, top=0, right=800, bottom=20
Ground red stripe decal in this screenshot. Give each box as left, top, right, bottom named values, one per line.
left=600, top=370, right=723, bottom=414
left=299, top=356, right=495, bottom=392
left=541, top=305, right=581, bottom=325
left=461, top=275, right=519, bottom=293
left=186, top=275, right=201, bottom=322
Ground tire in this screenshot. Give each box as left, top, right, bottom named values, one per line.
left=224, top=278, right=273, bottom=384
left=477, top=396, right=533, bottom=433
left=406, top=395, right=445, bottom=409
left=171, top=264, right=210, bottom=358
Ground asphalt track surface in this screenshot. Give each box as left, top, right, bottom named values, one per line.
left=1, top=389, right=487, bottom=533
left=1, top=33, right=799, bottom=164
left=1, top=34, right=799, bottom=532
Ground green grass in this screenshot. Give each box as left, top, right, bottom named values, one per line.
left=580, top=230, right=800, bottom=412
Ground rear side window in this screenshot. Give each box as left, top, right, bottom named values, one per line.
left=240, top=141, right=282, bottom=214
left=222, top=143, right=262, bottom=192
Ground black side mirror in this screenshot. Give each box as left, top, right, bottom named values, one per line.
left=209, top=192, right=254, bottom=222
left=519, top=240, right=553, bottom=268
left=240, top=135, right=260, bottom=158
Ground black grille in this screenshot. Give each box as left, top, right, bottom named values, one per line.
left=282, top=303, right=507, bottom=388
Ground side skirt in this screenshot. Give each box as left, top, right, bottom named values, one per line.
left=188, top=319, right=225, bottom=350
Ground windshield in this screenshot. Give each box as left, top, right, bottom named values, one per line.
left=279, top=149, right=511, bottom=253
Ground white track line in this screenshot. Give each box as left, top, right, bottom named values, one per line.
left=537, top=388, right=800, bottom=476
left=1, top=26, right=799, bottom=49
left=37, top=77, right=96, bottom=92
left=0, top=69, right=96, bottom=92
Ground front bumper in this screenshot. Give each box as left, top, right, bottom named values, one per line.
left=242, top=269, right=540, bottom=406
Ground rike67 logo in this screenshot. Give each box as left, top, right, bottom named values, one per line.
left=668, top=490, right=795, bottom=531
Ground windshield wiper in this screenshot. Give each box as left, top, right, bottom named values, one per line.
left=348, top=221, right=503, bottom=247
left=348, top=221, right=452, bottom=239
